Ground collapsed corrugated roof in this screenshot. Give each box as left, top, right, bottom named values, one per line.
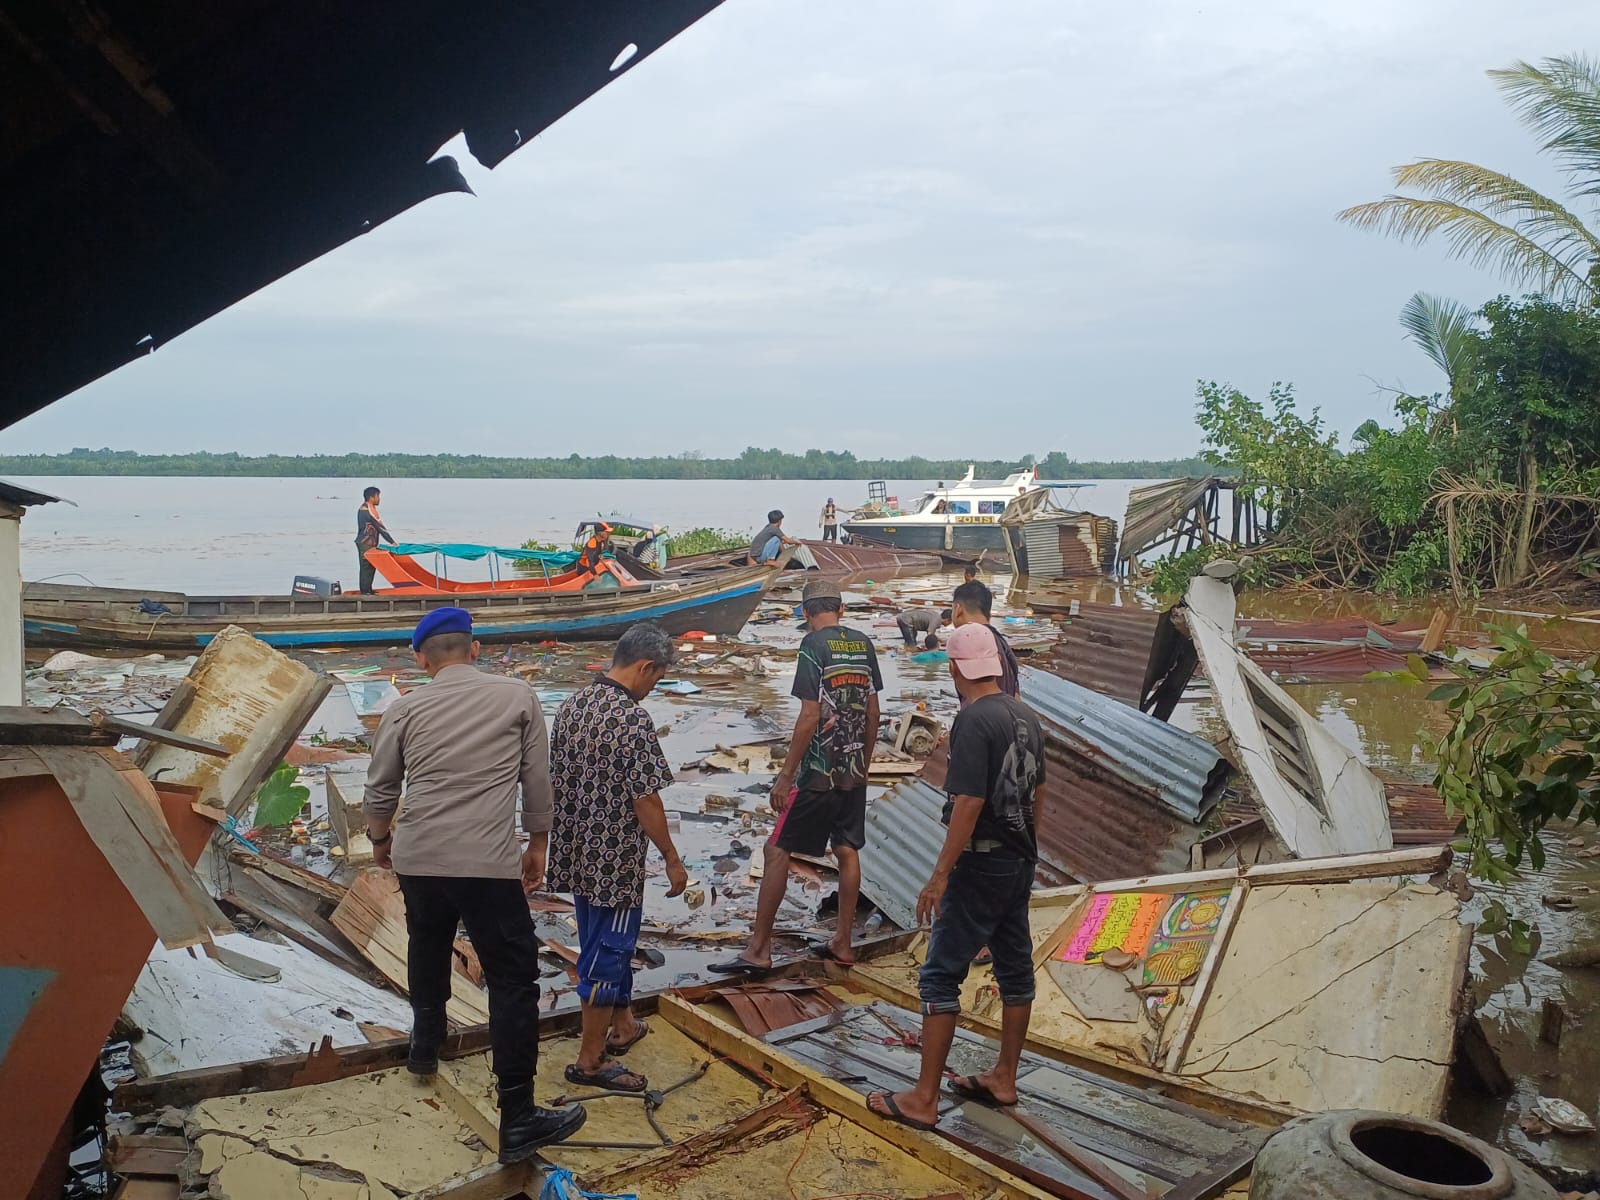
left=1117, top=476, right=1220, bottom=565
left=1, top=1, right=726, bottom=429
left=859, top=667, right=1232, bottom=926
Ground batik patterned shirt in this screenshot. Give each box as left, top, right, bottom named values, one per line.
left=546, top=677, right=672, bottom=908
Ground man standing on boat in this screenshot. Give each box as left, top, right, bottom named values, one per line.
left=819, top=497, right=840, bottom=543
left=709, top=578, right=881, bottom=976
left=547, top=623, right=687, bottom=1093
left=749, top=509, right=798, bottom=564
left=354, top=486, right=395, bottom=595
left=364, top=607, right=586, bottom=1161
left=867, top=623, right=1045, bottom=1131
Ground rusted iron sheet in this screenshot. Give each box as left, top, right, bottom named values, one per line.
left=719, top=981, right=844, bottom=1037
left=1247, top=643, right=1412, bottom=681
left=796, top=540, right=943, bottom=576
left=767, top=1004, right=1266, bottom=1199
left=1119, top=476, right=1221, bottom=564
left=1017, top=514, right=1119, bottom=578
left=1234, top=617, right=1425, bottom=651
left=1046, top=602, right=1163, bottom=707
left=1381, top=780, right=1461, bottom=846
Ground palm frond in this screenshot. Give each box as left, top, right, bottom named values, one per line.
left=1490, top=56, right=1600, bottom=201
left=1339, top=163, right=1598, bottom=304
left=1398, top=292, right=1478, bottom=388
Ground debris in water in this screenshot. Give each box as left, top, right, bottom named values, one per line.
left=1532, top=1096, right=1596, bottom=1134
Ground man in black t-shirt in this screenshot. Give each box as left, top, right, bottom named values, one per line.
left=868, top=623, right=1044, bottom=1131
left=951, top=579, right=1019, bottom=700
left=710, top=578, right=882, bottom=976
left=354, top=486, right=396, bottom=594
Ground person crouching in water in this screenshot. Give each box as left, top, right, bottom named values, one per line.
left=897, top=606, right=951, bottom=649
left=867, top=622, right=1045, bottom=1130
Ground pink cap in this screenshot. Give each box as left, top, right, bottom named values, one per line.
left=947, top=623, right=1002, bottom=680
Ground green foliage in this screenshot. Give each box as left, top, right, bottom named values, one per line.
left=1371, top=528, right=1450, bottom=597
left=1456, top=296, right=1600, bottom=472
left=519, top=539, right=562, bottom=553
left=252, top=763, right=311, bottom=829
left=1413, top=624, right=1600, bottom=882
left=1399, top=292, right=1481, bottom=396
left=668, top=527, right=751, bottom=556
left=1194, top=380, right=1340, bottom=516
left=1344, top=399, right=1443, bottom=532
left=1147, top=544, right=1272, bottom=595
left=0, top=447, right=1214, bottom=481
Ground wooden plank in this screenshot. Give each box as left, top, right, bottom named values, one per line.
left=331, top=869, right=491, bottom=1026
left=659, top=995, right=1056, bottom=1200
left=584, top=1087, right=819, bottom=1192
left=1032, top=846, right=1452, bottom=901
left=90, top=709, right=229, bottom=757
left=1161, top=882, right=1248, bottom=1074
left=1420, top=608, right=1450, bottom=655
left=0, top=745, right=54, bottom=780
left=0, top=705, right=116, bottom=744
left=404, top=1161, right=535, bottom=1200
left=34, top=746, right=220, bottom=948
left=1008, top=1110, right=1150, bottom=1200
left=227, top=848, right=348, bottom=905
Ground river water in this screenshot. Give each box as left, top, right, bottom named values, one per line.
left=11, top=475, right=1145, bottom=594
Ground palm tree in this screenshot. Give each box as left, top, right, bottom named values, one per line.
left=1339, top=55, right=1600, bottom=306
left=1398, top=291, right=1478, bottom=397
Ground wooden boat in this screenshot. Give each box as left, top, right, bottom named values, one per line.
left=363, top=542, right=639, bottom=594
left=22, top=564, right=779, bottom=651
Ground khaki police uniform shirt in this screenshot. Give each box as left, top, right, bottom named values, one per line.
left=364, top=663, right=553, bottom=878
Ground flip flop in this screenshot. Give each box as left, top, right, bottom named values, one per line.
left=808, top=941, right=857, bottom=967
left=947, top=1075, right=1017, bottom=1107
left=867, top=1090, right=938, bottom=1132
left=564, top=1059, right=647, bottom=1093
left=605, top=1020, right=651, bottom=1057
left=707, top=956, right=771, bottom=977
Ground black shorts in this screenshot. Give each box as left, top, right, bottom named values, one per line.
left=770, top=787, right=867, bottom=856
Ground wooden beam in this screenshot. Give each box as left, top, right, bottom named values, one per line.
left=1032, top=845, right=1451, bottom=901
left=658, top=994, right=1058, bottom=1200
left=1161, top=882, right=1248, bottom=1074
left=404, top=1161, right=535, bottom=1200
left=1007, top=1110, right=1150, bottom=1200
left=91, top=710, right=229, bottom=757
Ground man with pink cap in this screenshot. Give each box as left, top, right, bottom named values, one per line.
left=867, top=622, right=1045, bottom=1131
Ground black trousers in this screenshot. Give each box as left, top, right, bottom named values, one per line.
left=397, top=874, right=541, bottom=1082
left=822, top=523, right=838, bottom=542
left=357, top=543, right=377, bottom=593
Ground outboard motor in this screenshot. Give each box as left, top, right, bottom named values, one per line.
left=293, top=575, right=341, bottom=597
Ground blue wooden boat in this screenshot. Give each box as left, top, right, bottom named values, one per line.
left=22, top=562, right=778, bottom=651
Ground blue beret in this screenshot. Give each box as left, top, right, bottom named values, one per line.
left=413, top=606, right=473, bottom=650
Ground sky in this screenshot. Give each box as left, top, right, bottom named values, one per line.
left=5, top=0, right=1591, bottom=462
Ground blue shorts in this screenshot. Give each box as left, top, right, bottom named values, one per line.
left=574, top=897, right=643, bottom=1008
left=918, top=851, right=1036, bottom=1014
left=757, top=535, right=783, bottom=562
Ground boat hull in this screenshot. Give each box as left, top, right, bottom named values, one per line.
left=23, top=569, right=774, bottom=652
left=841, top=520, right=1009, bottom=554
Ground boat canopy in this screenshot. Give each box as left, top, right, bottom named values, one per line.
left=387, top=542, right=583, bottom=566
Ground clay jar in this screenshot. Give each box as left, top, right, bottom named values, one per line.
left=1251, top=1110, right=1558, bottom=1200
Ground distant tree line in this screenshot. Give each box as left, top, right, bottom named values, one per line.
left=0, top=447, right=1213, bottom=480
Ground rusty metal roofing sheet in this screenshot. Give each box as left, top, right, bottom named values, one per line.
left=859, top=668, right=1233, bottom=924
left=1046, top=602, right=1163, bottom=707
left=1248, top=643, right=1412, bottom=680
left=1234, top=617, right=1425, bottom=650
left=1381, top=780, right=1461, bottom=846
left=1119, top=476, right=1220, bottom=563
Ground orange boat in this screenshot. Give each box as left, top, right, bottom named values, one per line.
left=365, top=541, right=639, bottom=594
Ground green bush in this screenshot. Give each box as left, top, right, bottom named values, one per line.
left=669, top=527, right=751, bottom=556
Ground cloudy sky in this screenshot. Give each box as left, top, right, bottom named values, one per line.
left=6, top=0, right=1589, bottom=461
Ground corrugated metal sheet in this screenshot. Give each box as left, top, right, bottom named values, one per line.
left=1119, top=476, right=1219, bottom=563
left=1018, top=514, right=1119, bottom=579
left=1248, top=643, right=1411, bottom=680
left=1046, top=602, right=1163, bottom=707
left=1018, top=667, right=1230, bottom=822
left=1382, top=780, right=1461, bottom=846
left=1234, top=617, right=1425, bottom=651
left=859, top=668, right=1233, bottom=924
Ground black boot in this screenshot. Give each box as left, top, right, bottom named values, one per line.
left=408, top=1006, right=447, bottom=1076
left=496, top=1080, right=587, bottom=1164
